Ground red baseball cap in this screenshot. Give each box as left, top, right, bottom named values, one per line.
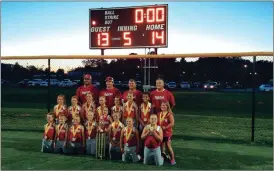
left=83, top=74, right=92, bottom=80
left=105, top=76, right=114, bottom=82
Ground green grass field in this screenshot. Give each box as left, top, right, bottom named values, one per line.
left=1, top=88, right=273, bottom=170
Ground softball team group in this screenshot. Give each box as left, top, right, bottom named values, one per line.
left=41, top=75, right=176, bottom=166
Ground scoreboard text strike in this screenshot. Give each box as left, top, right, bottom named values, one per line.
left=89, top=4, right=168, bottom=49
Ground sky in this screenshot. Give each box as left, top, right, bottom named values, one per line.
left=1, top=1, right=273, bottom=71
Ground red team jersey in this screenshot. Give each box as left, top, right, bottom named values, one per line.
left=98, top=114, right=112, bottom=131
left=122, top=90, right=143, bottom=106
left=68, top=124, right=84, bottom=143
left=123, top=101, right=138, bottom=121
left=43, top=123, right=55, bottom=140
left=158, top=112, right=173, bottom=137
left=81, top=102, right=96, bottom=121
left=99, top=87, right=121, bottom=109
left=140, top=102, right=152, bottom=125
left=85, top=121, right=97, bottom=139
left=123, top=127, right=137, bottom=147
left=56, top=123, right=67, bottom=141
left=110, top=121, right=124, bottom=142
left=68, top=105, right=81, bottom=122
left=150, top=89, right=176, bottom=114
left=53, top=105, right=68, bottom=118
left=76, top=85, right=99, bottom=105
left=144, top=125, right=161, bottom=149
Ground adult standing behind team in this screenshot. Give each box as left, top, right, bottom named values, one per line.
left=150, top=78, right=176, bottom=114
left=122, top=79, right=142, bottom=106
left=100, top=76, right=121, bottom=110
left=76, top=74, right=99, bottom=105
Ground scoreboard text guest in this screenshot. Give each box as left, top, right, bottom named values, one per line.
left=89, top=4, right=168, bottom=49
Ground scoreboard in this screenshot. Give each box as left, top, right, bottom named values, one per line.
left=89, top=4, right=168, bottom=49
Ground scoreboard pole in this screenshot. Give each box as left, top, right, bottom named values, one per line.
left=101, top=49, right=105, bottom=56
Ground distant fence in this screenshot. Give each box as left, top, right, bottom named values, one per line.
left=1, top=52, right=273, bottom=142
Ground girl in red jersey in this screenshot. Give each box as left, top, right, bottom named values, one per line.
left=53, top=94, right=68, bottom=124
left=68, top=96, right=81, bottom=125
left=54, top=113, right=69, bottom=154
left=66, top=115, right=85, bottom=154
left=108, top=111, right=124, bottom=160
left=141, top=114, right=164, bottom=166
left=81, top=92, right=96, bottom=123
left=122, top=92, right=138, bottom=128
left=96, top=96, right=109, bottom=121
left=41, top=112, right=55, bottom=153
left=139, top=92, right=152, bottom=159
left=111, top=96, right=123, bottom=119
left=85, top=111, right=97, bottom=155
left=139, top=92, right=152, bottom=131
left=158, top=101, right=176, bottom=165
left=120, top=117, right=140, bottom=163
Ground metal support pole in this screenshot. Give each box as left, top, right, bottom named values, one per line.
left=47, top=59, right=51, bottom=112
left=251, top=56, right=256, bottom=142
left=148, top=57, right=151, bottom=86
left=101, top=49, right=104, bottom=56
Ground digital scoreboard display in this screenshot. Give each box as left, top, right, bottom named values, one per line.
left=89, top=4, right=168, bottom=49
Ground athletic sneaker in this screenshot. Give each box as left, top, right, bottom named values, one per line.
left=170, top=159, right=176, bottom=165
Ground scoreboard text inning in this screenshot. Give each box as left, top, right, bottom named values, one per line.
left=89, top=4, right=168, bottom=49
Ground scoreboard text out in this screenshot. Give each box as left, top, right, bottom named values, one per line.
left=89, top=4, right=168, bottom=49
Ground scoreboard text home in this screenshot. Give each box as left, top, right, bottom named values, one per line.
left=89, top=4, right=168, bottom=49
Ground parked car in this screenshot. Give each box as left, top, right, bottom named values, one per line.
left=193, top=82, right=202, bottom=88
left=114, top=81, right=122, bottom=87
left=136, top=81, right=142, bottom=87
left=28, top=79, right=43, bottom=86
left=180, top=81, right=190, bottom=89
left=203, top=82, right=219, bottom=89
left=167, top=82, right=177, bottom=89
left=259, top=84, right=273, bottom=92
left=44, top=79, right=60, bottom=86
left=40, top=81, right=49, bottom=87
left=1, top=79, right=10, bottom=85
left=59, top=81, right=74, bottom=87
left=121, top=81, right=129, bottom=88
left=18, top=79, right=30, bottom=87
left=92, top=81, right=100, bottom=87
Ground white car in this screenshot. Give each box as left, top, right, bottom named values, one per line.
left=28, top=79, right=43, bottom=86
left=259, top=84, right=273, bottom=92
left=167, top=82, right=177, bottom=89
left=45, top=79, right=60, bottom=86
left=180, top=81, right=190, bottom=89
left=59, top=81, right=74, bottom=87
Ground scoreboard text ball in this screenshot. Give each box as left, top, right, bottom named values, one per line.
left=89, top=4, right=168, bottom=49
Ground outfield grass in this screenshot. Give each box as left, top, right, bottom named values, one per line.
left=1, top=87, right=273, bottom=170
